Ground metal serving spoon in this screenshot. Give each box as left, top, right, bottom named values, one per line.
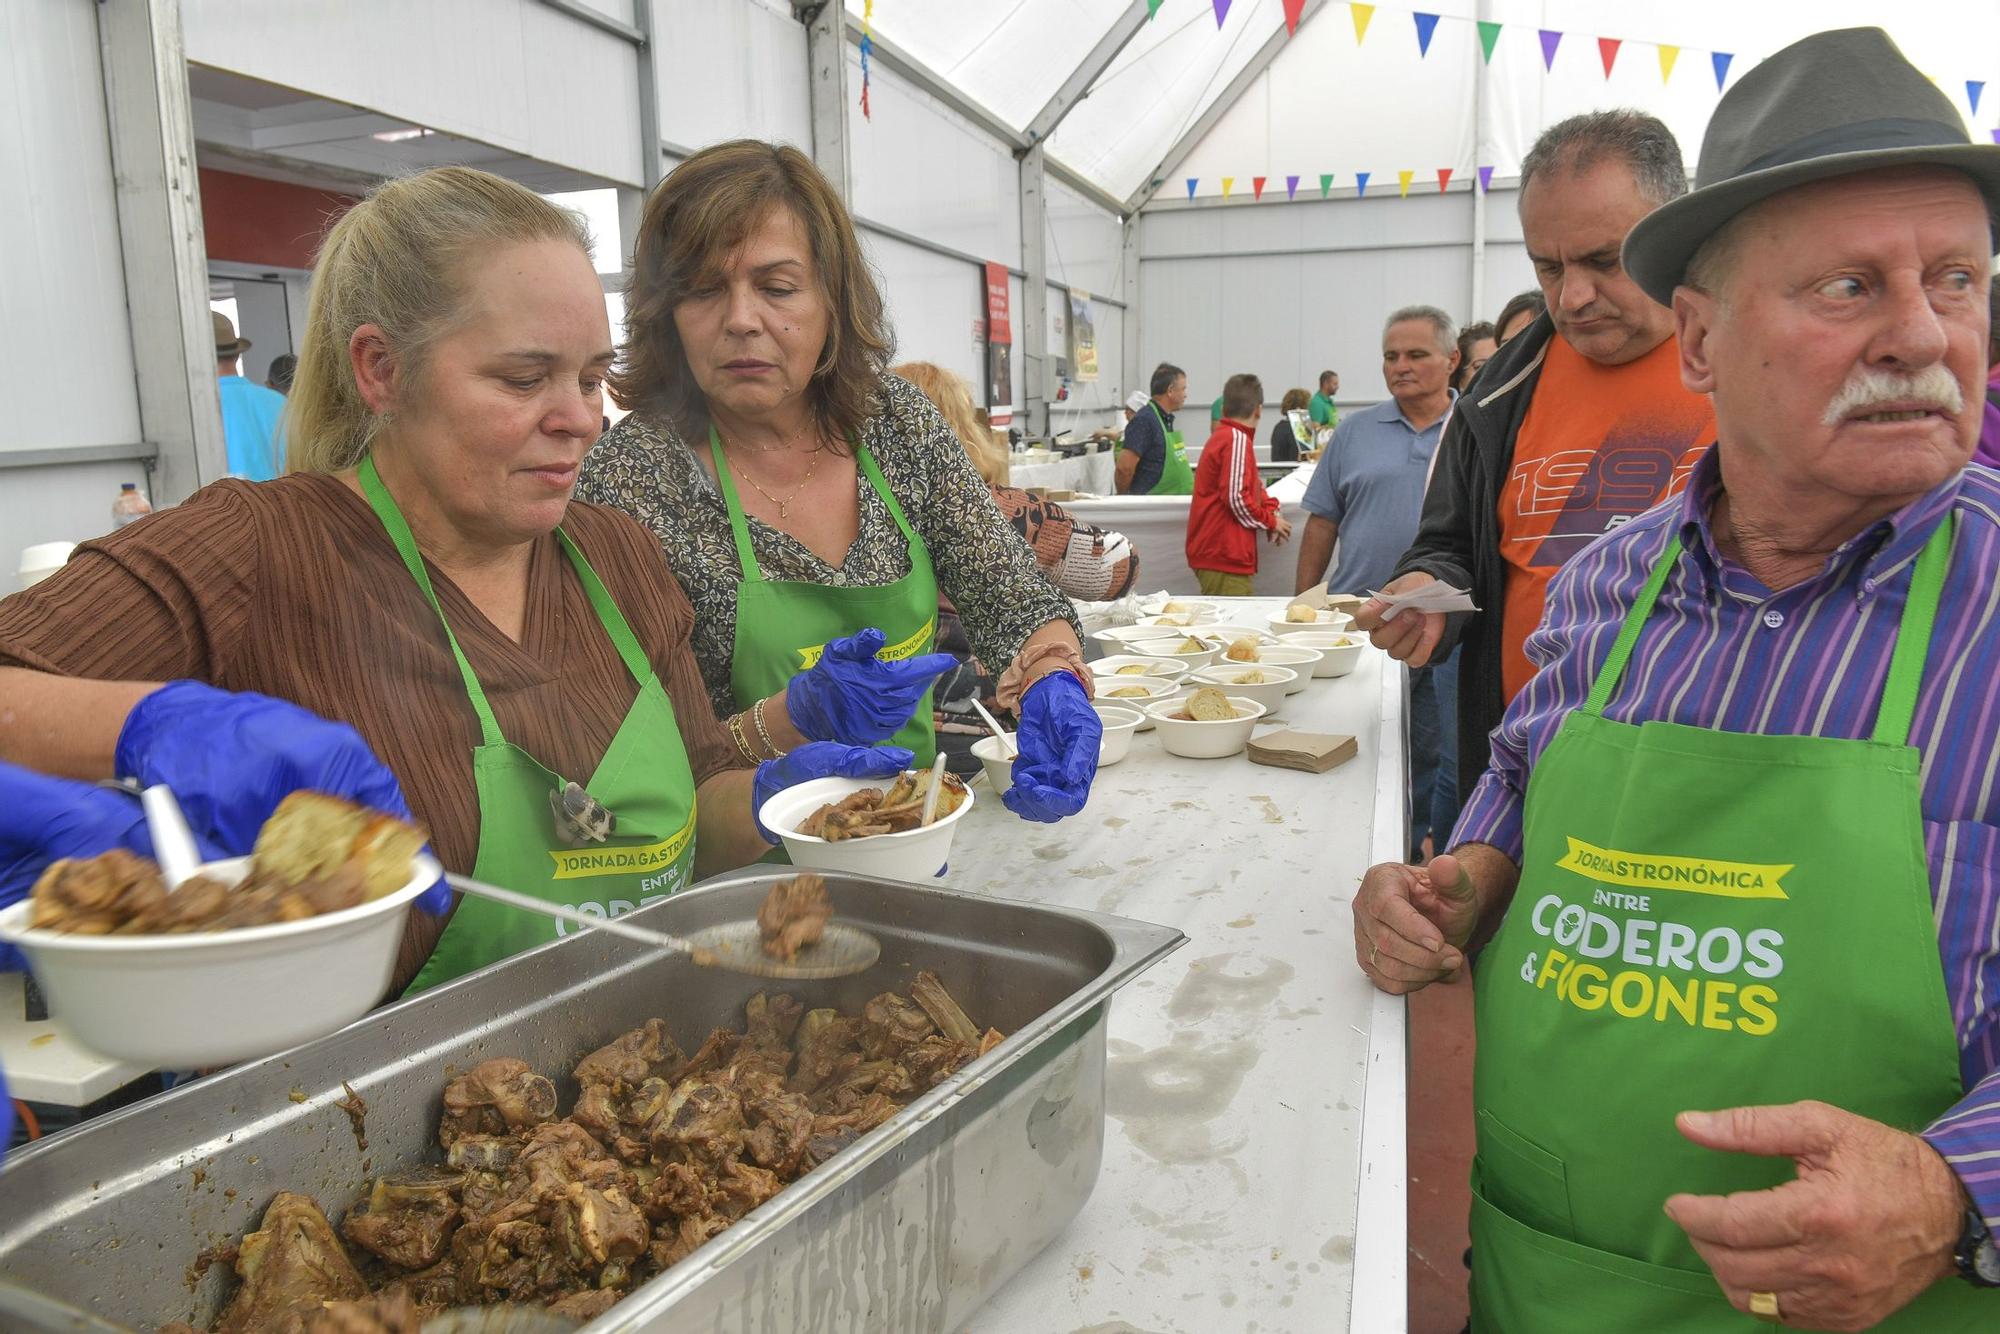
left=444, top=873, right=881, bottom=980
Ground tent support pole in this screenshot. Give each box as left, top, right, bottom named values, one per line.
left=1020, top=144, right=1050, bottom=439
left=1469, top=0, right=1490, bottom=320
left=797, top=1, right=852, bottom=203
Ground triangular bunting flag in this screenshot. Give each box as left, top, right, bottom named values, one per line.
left=1319, top=173, right=1335, bottom=198
left=1477, top=165, right=1494, bottom=193
left=1221, top=176, right=1235, bottom=199
left=1476, top=20, right=1501, bottom=64
left=1598, top=37, right=1621, bottom=78
left=1539, top=29, right=1562, bottom=70
left=1285, top=174, right=1300, bottom=200
left=1252, top=176, right=1267, bottom=201
left=1350, top=3, right=1374, bottom=44
left=1970, top=81, right=1986, bottom=117
left=1992, top=129, right=1999, bottom=144
left=1283, top=0, right=1306, bottom=35
left=1712, top=51, right=1733, bottom=90
left=1147, top=0, right=1164, bottom=15
left=1186, top=178, right=1198, bottom=199
left=1397, top=169, right=1414, bottom=198
left=1413, top=12, right=1439, bottom=57
left=1211, top=0, right=1230, bottom=26
left=1355, top=171, right=1370, bottom=197
left=1437, top=168, right=1453, bottom=193
left=1658, top=44, right=1680, bottom=84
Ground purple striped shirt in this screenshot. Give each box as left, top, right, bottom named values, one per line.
left=1457, top=448, right=2000, bottom=1225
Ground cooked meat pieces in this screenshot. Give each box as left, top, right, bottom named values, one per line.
left=757, top=872, right=831, bottom=961
left=190, top=977, right=1001, bottom=1330
left=572, top=1017, right=685, bottom=1090
left=439, top=1058, right=557, bottom=1147
left=27, top=850, right=168, bottom=934
left=340, top=1168, right=463, bottom=1271
left=798, top=771, right=966, bottom=841
left=213, top=1192, right=368, bottom=1334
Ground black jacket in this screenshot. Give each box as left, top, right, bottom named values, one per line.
left=1390, top=311, right=1557, bottom=794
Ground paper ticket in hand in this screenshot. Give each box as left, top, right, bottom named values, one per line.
left=1368, top=582, right=1480, bottom=616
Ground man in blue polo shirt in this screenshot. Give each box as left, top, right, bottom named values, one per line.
left=213, top=311, right=287, bottom=481
left=1116, top=362, right=1194, bottom=495
left=1296, top=305, right=1458, bottom=857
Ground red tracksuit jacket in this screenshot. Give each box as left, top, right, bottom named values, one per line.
left=1185, top=418, right=1279, bottom=575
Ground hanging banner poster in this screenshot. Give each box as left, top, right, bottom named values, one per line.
left=1068, top=290, right=1100, bottom=382
left=983, top=260, right=1013, bottom=424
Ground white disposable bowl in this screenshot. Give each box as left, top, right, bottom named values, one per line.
left=0, top=853, right=442, bottom=1067
left=1150, top=599, right=1217, bottom=618
left=1091, top=623, right=1197, bottom=650
left=1142, top=695, right=1269, bottom=759
left=759, top=773, right=973, bottom=883
left=1095, top=674, right=1179, bottom=728
left=1191, top=664, right=1297, bottom=715
left=1136, top=611, right=1219, bottom=629
left=16, top=540, right=75, bottom=590
left=1091, top=702, right=1145, bottom=765
left=1286, top=631, right=1367, bottom=677
left=970, top=733, right=1018, bottom=791
left=1269, top=608, right=1355, bottom=635
left=1255, top=645, right=1321, bottom=690
left=1091, top=654, right=1193, bottom=683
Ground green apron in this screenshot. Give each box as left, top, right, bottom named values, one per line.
left=1146, top=401, right=1195, bottom=496
left=357, top=458, right=700, bottom=995
left=1470, top=515, right=1990, bottom=1330
left=707, top=430, right=940, bottom=765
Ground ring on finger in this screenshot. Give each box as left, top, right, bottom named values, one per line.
left=1748, top=1291, right=1781, bottom=1324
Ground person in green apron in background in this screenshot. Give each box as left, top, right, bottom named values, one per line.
left=580, top=141, right=1102, bottom=824
left=1116, top=362, right=1195, bottom=496
left=0, top=165, right=914, bottom=999
left=1352, top=30, right=2000, bottom=1330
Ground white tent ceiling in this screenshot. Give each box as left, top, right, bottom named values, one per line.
left=845, top=0, right=2000, bottom=208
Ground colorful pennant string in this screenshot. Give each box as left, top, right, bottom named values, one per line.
left=1712, top=51, right=1733, bottom=89
left=1658, top=44, right=1680, bottom=84
left=1598, top=37, right=1621, bottom=78
left=1436, top=168, right=1453, bottom=193
left=1319, top=173, right=1335, bottom=198
left=1285, top=174, right=1300, bottom=200
left=1211, top=0, right=1231, bottom=27
left=1186, top=177, right=1198, bottom=199
left=1476, top=20, right=1501, bottom=64
left=1221, top=176, right=1235, bottom=198
left=858, top=0, right=873, bottom=120
left=1283, top=0, right=1306, bottom=35
left=1355, top=171, right=1371, bottom=197
left=1477, top=165, right=1494, bottom=193
left=1252, top=175, right=1267, bottom=200
left=1970, top=81, right=1986, bottom=116
left=1397, top=169, right=1414, bottom=197
left=1147, top=0, right=1164, bottom=16
left=1350, top=3, right=1374, bottom=44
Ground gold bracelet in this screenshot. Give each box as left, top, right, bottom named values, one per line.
left=752, top=697, right=785, bottom=758
left=727, top=711, right=759, bottom=765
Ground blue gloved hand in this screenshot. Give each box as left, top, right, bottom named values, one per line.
left=785, top=627, right=959, bottom=745
left=752, top=742, right=916, bottom=842
left=1003, top=672, right=1101, bottom=824
left=115, top=681, right=451, bottom=915
left=1, top=1059, right=12, bottom=1166
left=0, top=761, right=224, bottom=971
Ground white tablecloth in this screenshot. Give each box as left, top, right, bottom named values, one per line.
left=1006, top=449, right=1119, bottom=495
left=1058, top=495, right=1312, bottom=596
left=957, top=597, right=1406, bottom=1331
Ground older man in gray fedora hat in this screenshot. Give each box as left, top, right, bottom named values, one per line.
left=1353, top=26, right=2000, bottom=1332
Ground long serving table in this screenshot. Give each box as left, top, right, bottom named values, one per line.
left=952, top=597, right=1407, bottom=1332
left=1006, top=449, right=1120, bottom=495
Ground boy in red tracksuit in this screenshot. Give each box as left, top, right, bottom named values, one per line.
left=1186, top=372, right=1291, bottom=595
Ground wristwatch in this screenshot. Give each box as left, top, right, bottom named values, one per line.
left=1954, top=1206, right=2000, bottom=1287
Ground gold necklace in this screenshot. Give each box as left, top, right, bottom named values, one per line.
left=728, top=444, right=822, bottom=519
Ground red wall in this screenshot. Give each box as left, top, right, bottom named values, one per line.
left=199, top=167, right=361, bottom=270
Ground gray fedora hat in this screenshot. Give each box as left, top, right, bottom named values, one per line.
left=1624, top=26, right=2000, bottom=306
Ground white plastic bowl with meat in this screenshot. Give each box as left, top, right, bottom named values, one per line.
left=0, top=852, right=442, bottom=1067
left=759, top=774, right=974, bottom=883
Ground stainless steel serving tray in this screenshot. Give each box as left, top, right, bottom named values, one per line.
left=0, top=869, right=1183, bottom=1332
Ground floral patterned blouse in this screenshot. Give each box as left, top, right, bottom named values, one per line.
left=575, top=373, right=1081, bottom=719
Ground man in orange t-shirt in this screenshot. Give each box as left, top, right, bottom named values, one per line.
left=1359, top=110, right=1716, bottom=797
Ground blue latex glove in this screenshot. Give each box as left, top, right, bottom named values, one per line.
left=114, top=681, right=450, bottom=915
left=1004, top=672, right=1101, bottom=824
left=1, top=1059, right=11, bottom=1165
left=785, top=628, right=960, bottom=745
left=0, top=761, right=225, bottom=971
left=752, top=742, right=916, bottom=843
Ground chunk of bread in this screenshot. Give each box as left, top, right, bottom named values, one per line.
left=1186, top=687, right=1237, bottom=721
left=1284, top=604, right=1320, bottom=623
left=1224, top=637, right=1261, bottom=663
left=1115, top=664, right=1151, bottom=675
left=251, top=792, right=425, bottom=902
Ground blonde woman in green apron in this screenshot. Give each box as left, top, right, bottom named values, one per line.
left=1351, top=31, right=2000, bottom=1328
left=0, top=165, right=913, bottom=997
left=581, top=142, right=1102, bottom=824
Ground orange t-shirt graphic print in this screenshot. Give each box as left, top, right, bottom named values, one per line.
left=1497, top=334, right=1715, bottom=701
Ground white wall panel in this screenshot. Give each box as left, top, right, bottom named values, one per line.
left=183, top=0, right=643, bottom=185
left=2, top=463, right=145, bottom=572
left=0, top=0, right=141, bottom=458
left=1045, top=179, right=1124, bottom=299
left=656, top=0, right=810, bottom=152
left=847, top=51, right=1020, bottom=264
left=863, top=232, right=988, bottom=396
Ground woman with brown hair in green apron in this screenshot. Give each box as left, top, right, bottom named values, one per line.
left=0, top=166, right=911, bottom=997
left=580, top=141, right=1102, bottom=824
